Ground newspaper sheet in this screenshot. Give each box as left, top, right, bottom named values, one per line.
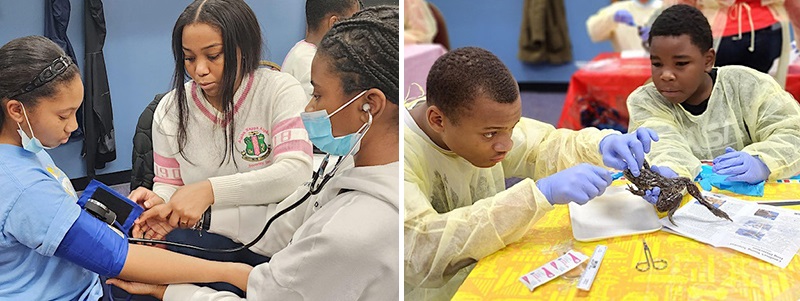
left=661, top=191, right=800, bottom=268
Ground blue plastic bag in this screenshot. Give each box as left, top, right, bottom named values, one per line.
left=696, top=165, right=764, bottom=197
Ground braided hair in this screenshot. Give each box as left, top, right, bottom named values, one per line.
left=170, top=0, right=262, bottom=166
left=317, top=5, right=399, bottom=105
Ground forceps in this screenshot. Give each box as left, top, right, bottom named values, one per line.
left=635, top=240, right=668, bottom=271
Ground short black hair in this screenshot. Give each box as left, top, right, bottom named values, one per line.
left=426, top=47, right=518, bottom=124
left=649, top=4, right=713, bottom=52
left=318, top=5, right=399, bottom=105
left=306, top=0, right=361, bottom=32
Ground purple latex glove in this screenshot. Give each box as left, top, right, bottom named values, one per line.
left=536, top=164, right=613, bottom=205
left=651, top=165, right=678, bottom=179
left=641, top=165, right=677, bottom=204
left=599, top=128, right=660, bottom=177
left=643, top=187, right=660, bottom=205
left=712, top=147, right=770, bottom=184
left=614, top=10, right=636, bottom=26
left=639, top=26, right=650, bottom=42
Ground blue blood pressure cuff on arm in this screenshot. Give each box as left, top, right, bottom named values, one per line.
left=77, top=180, right=143, bottom=234
left=53, top=180, right=142, bottom=277
left=55, top=209, right=129, bottom=277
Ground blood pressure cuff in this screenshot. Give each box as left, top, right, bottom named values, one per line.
left=54, top=210, right=129, bottom=277
left=77, top=180, right=143, bottom=234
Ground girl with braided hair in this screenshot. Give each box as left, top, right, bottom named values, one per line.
left=109, top=6, right=400, bottom=300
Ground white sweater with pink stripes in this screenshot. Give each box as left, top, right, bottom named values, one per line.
left=152, top=69, right=313, bottom=225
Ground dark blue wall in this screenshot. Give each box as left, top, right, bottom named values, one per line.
left=0, top=0, right=305, bottom=179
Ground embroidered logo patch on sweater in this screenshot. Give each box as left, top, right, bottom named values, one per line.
left=239, top=127, right=271, bottom=162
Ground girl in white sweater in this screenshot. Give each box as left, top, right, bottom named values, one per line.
left=110, top=6, right=400, bottom=300
left=126, top=0, right=313, bottom=293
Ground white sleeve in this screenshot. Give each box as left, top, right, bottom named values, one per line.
left=151, top=93, right=183, bottom=202
left=208, top=78, right=313, bottom=206
left=282, top=47, right=314, bottom=97
left=164, top=284, right=243, bottom=301
left=238, top=196, right=397, bottom=300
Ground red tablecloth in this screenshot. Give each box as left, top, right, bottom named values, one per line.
left=787, top=65, right=800, bottom=100
left=557, top=52, right=800, bottom=131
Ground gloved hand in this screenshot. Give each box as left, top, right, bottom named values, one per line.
left=638, top=26, right=650, bottom=42
left=640, top=165, right=676, bottom=204
left=712, top=147, right=770, bottom=184
left=651, top=165, right=678, bottom=179
left=643, top=187, right=660, bottom=205
left=536, top=163, right=613, bottom=205
left=599, top=127, right=659, bottom=177
left=614, top=10, right=635, bottom=26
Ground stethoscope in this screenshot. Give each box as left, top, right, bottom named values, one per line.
left=127, top=111, right=372, bottom=253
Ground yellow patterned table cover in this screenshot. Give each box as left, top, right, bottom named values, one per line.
left=453, top=182, right=800, bottom=301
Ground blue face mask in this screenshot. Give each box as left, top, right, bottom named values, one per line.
left=301, top=90, right=371, bottom=157
left=16, top=103, right=50, bottom=154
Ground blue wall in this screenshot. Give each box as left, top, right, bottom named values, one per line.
left=427, top=0, right=615, bottom=83
left=427, top=1, right=797, bottom=84
left=0, top=0, right=305, bottom=179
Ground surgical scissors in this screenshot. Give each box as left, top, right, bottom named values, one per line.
left=635, top=240, right=668, bottom=271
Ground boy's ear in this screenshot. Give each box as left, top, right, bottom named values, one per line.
left=703, top=48, right=716, bottom=73
left=426, top=105, right=447, bottom=133
left=326, top=15, right=340, bottom=31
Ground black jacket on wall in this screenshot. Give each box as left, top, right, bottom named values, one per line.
left=46, top=0, right=84, bottom=140
left=45, top=0, right=78, bottom=68
left=83, top=0, right=116, bottom=178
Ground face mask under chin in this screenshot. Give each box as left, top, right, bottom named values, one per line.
left=16, top=103, right=51, bottom=153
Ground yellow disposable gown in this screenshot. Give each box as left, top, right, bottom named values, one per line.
left=628, top=65, right=800, bottom=180
left=403, top=105, right=615, bottom=300
left=586, top=0, right=663, bottom=52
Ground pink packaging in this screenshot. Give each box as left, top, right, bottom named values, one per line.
left=519, top=250, right=589, bottom=291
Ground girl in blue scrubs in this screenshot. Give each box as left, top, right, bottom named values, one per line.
left=0, top=36, right=251, bottom=301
